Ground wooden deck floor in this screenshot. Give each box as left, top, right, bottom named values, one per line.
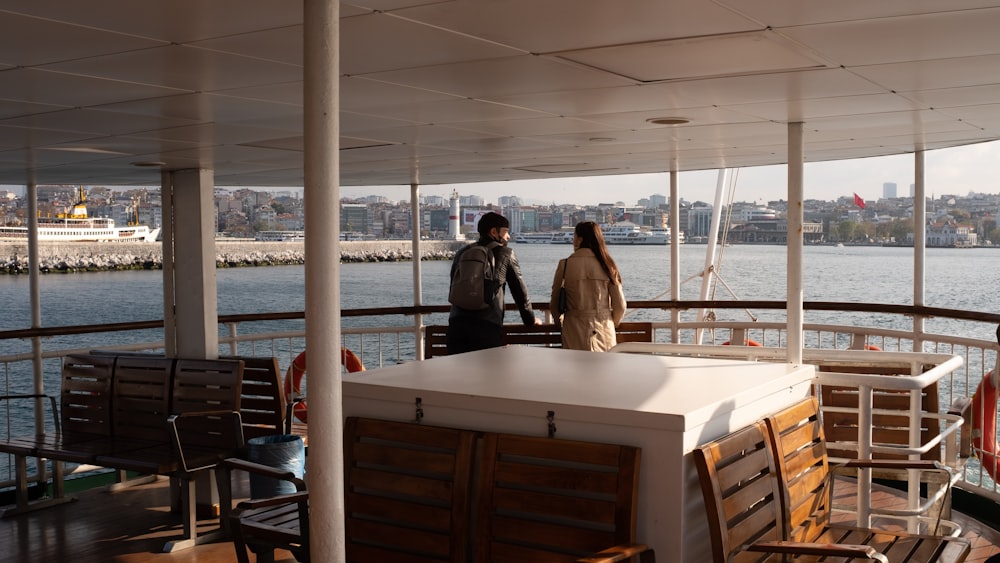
left=830, top=479, right=1000, bottom=563
left=0, top=474, right=295, bottom=563
left=0, top=472, right=998, bottom=563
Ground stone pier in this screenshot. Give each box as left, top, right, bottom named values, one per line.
left=0, top=240, right=467, bottom=274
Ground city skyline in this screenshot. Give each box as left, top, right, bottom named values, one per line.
left=5, top=139, right=1000, bottom=208
left=340, top=139, right=1000, bottom=207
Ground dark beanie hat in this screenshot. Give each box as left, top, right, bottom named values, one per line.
left=477, top=212, right=509, bottom=236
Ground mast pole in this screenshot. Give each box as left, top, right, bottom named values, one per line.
left=695, top=169, right=728, bottom=344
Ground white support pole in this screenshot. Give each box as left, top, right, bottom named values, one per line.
left=908, top=150, right=928, bottom=531
left=27, top=182, right=42, bottom=423
left=857, top=384, right=874, bottom=527
left=786, top=123, right=804, bottom=365
left=303, top=1, right=346, bottom=561
left=164, top=169, right=218, bottom=359
left=411, top=183, right=424, bottom=359
left=160, top=170, right=176, bottom=357
left=913, top=151, right=926, bottom=348
left=669, top=170, right=680, bottom=343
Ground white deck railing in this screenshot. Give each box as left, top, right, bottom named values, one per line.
left=2, top=302, right=998, bottom=514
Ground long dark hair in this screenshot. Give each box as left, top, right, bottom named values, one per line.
left=574, top=221, right=621, bottom=284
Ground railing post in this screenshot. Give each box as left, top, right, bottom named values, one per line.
left=227, top=322, right=238, bottom=356
left=857, top=383, right=874, bottom=527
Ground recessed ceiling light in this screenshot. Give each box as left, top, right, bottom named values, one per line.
left=130, top=161, right=167, bottom=167
left=646, top=117, right=690, bottom=125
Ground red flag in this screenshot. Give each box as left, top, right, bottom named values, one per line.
left=853, top=193, right=866, bottom=209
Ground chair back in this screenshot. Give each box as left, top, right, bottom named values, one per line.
left=226, top=356, right=285, bottom=440
left=693, top=422, right=783, bottom=563
left=763, top=397, right=831, bottom=543
left=344, top=417, right=477, bottom=563
left=474, top=432, right=641, bottom=562
left=111, top=356, right=174, bottom=442
left=60, top=354, right=116, bottom=435
left=170, top=358, right=244, bottom=414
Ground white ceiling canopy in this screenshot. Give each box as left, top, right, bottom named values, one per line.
left=2, top=0, right=1000, bottom=187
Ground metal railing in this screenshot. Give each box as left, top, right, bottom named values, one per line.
left=2, top=300, right=999, bottom=509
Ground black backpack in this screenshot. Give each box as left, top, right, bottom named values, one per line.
left=448, top=241, right=501, bottom=310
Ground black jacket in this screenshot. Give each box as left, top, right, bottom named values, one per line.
left=448, top=237, right=536, bottom=326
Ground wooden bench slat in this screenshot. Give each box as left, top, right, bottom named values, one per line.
left=424, top=321, right=653, bottom=359
left=476, top=432, right=642, bottom=562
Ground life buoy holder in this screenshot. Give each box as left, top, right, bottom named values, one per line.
left=283, top=348, right=365, bottom=424
left=972, top=370, right=1000, bottom=483
left=721, top=339, right=763, bottom=347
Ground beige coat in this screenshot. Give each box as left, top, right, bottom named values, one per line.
left=550, top=248, right=626, bottom=351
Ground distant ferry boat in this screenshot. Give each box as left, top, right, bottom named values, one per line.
left=599, top=222, right=683, bottom=245
left=514, top=226, right=684, bottom=245
left=513, top=232, right=557, bottom=244
left=256, top=230, right=305, bottom=241
left=552, top=231, right=575, bottom=244
left=0, top=189, right=159, bottom=243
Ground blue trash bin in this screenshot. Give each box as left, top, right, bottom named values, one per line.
left=246, top=434, right=305, bottom=499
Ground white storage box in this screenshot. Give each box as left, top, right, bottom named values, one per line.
left=342, top=345, right=815, bottom=560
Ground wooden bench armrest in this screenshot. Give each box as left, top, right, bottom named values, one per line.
left=746, top=540, right=888, bottom=563
left=576, top=542, right=655, bottom=563
left=219, top=457, right=307, bottom=491
left=0, top=394, right=59, bottom=432
left=167, top=410, right=245, bottom=473
left=234, top=490, right=310, bottom=512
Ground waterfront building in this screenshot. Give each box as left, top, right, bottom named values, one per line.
left=686, top=204, right=715, bottom=238
left=459, top=194, right=484, bottom=207
left=341, top=203, right=369, bottom=235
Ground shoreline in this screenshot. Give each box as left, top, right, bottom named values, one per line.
left=0, top=240, right=467, bottom=274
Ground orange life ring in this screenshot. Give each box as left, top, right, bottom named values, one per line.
left=864, top=344, right=882, bottom=351
left=283, top=348, right=365, bottom=424
left=972, top=370, right=999, bottom=483
left=722, top=339, right=762, bottom=346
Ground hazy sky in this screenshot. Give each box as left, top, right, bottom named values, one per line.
left=341, top=139, right=1000, bottom=207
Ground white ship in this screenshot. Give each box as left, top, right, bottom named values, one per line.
left=0, top=188, right=159, bottom=243
left=256, top=230, right=305, bottom=241
left=599, top=222, right=682, bottom=245
left=552, top=231, right=575, bottom=244
left=512, top=232, right=557, bottom=244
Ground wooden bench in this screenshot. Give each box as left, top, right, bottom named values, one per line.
left=0, top=353, right=250, bottom=551
left=694, top=397, right=970, bottom=563
left=0, top=354, right=115, bottom=511
left=424, top=321, right=654, bottom=359
left=220, top=417, right=655, bottom=563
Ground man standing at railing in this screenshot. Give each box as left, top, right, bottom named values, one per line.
left=446, top=212, right=540, bottom=354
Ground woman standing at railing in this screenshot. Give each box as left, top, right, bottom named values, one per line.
left=550, top=221, right=626, bottom=352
